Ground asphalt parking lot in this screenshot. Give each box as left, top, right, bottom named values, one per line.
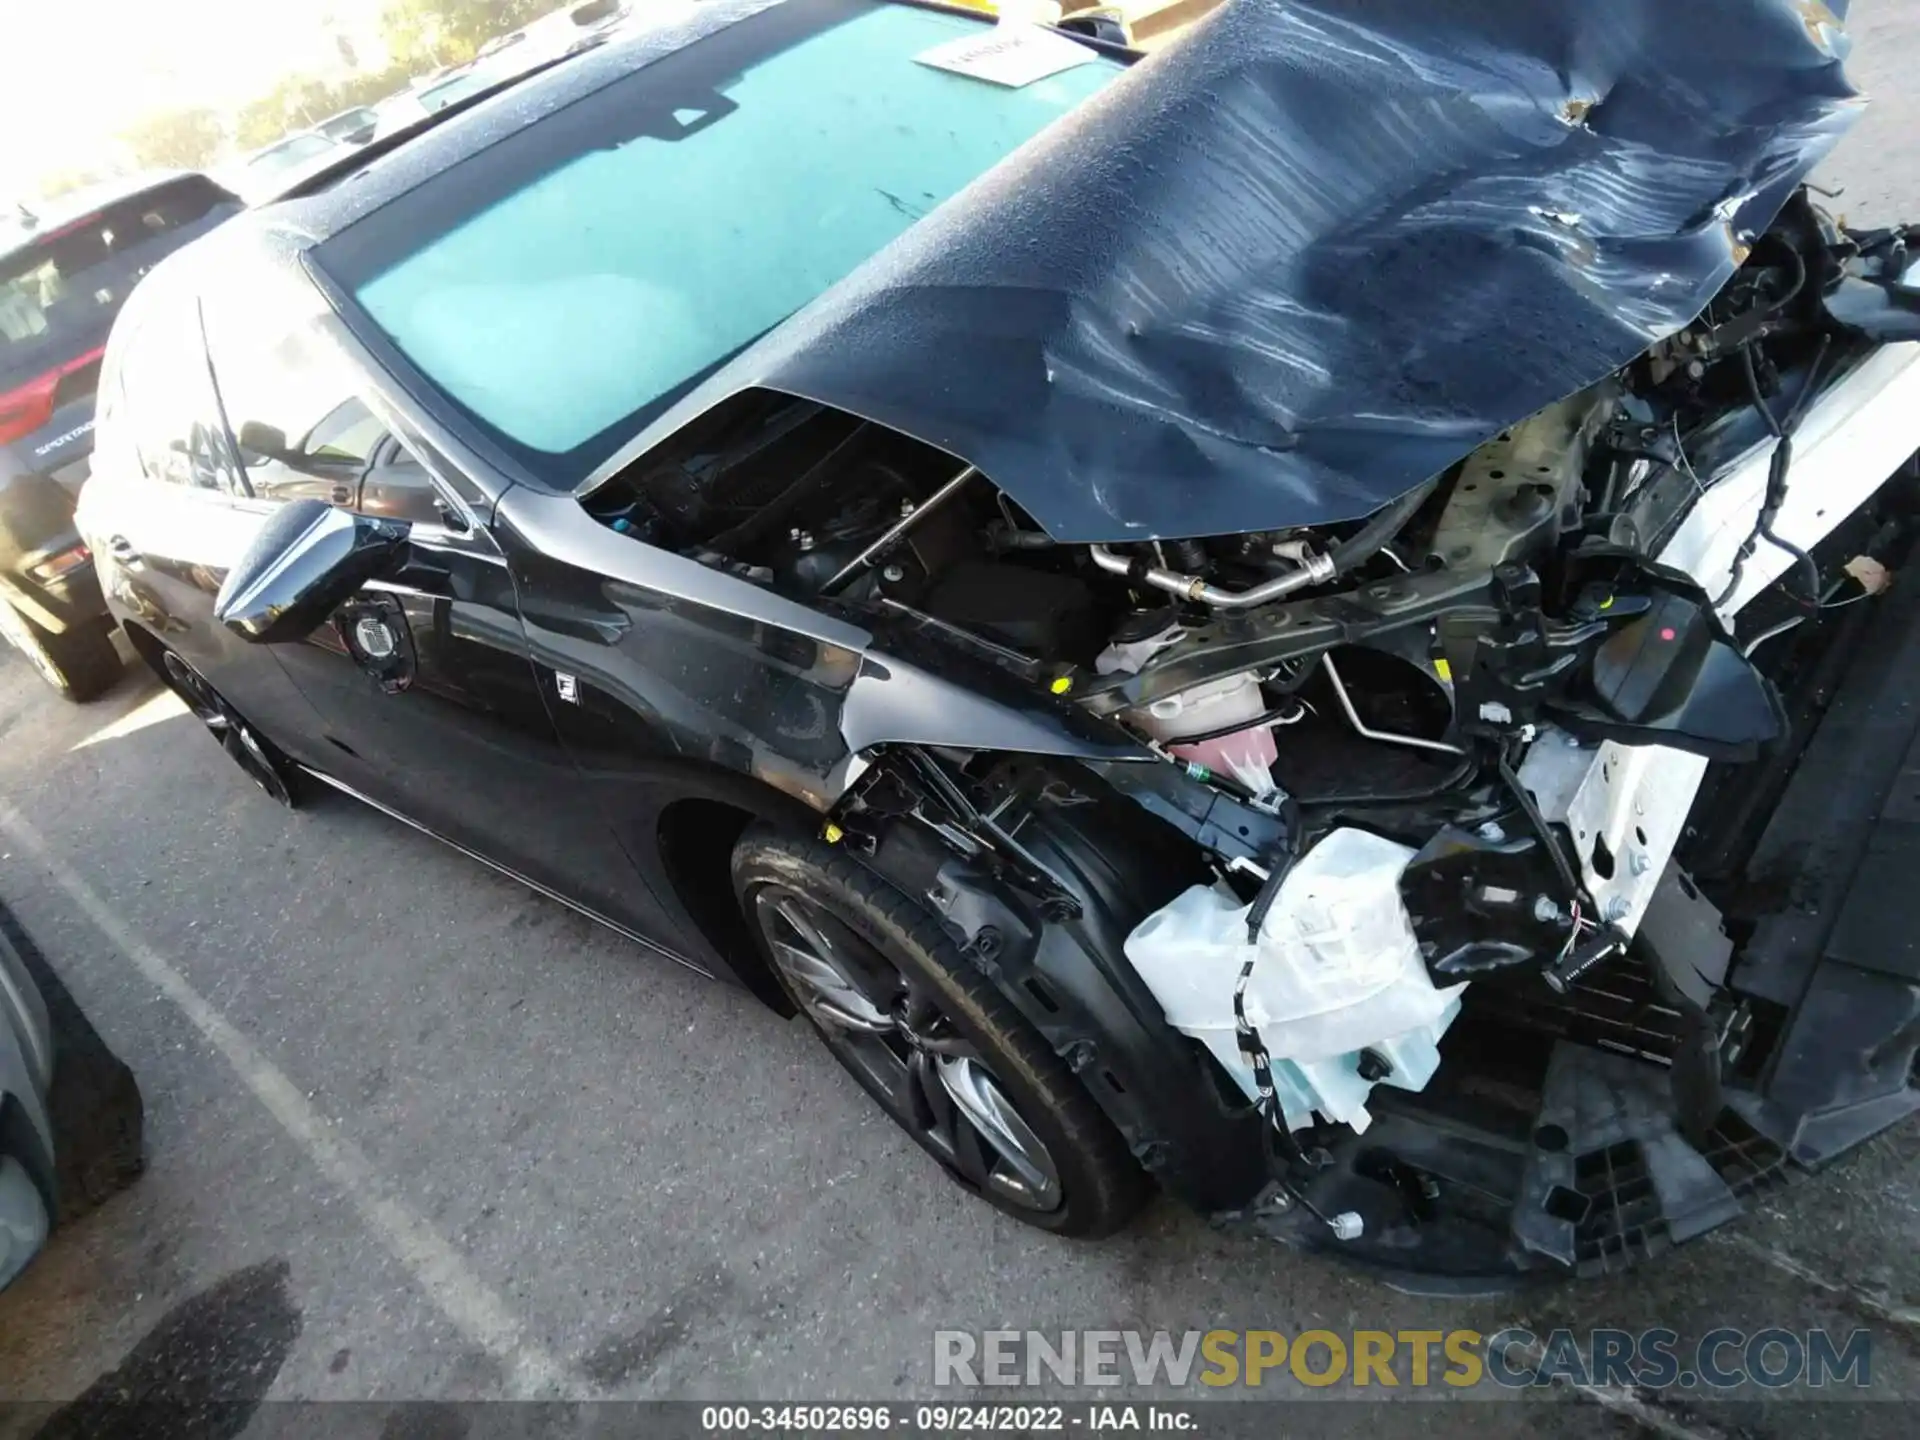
left=4, top=5, right=1920, bottom=1434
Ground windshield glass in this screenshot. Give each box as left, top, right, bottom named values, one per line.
left=319, top=0, right=1122, bottom=486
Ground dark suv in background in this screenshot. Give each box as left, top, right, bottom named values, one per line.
left=1, top=172, right=240, bottom=698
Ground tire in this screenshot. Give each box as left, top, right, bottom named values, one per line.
left=0, top=902, right=145, bottom=1222
left=732, top=824, right=1149, bottom=1237
left=0, top=604, right=121, bottom=702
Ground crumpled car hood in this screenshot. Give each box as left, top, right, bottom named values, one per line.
left=598, top=0, right=1862, bottom=543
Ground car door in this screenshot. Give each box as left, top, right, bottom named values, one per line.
left=199, top=272, right=692, bottom=951
left=82, top=275, right=320, bottom=743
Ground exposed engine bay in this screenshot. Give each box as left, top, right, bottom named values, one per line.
left=586, top=192, right=1920, bottom=1282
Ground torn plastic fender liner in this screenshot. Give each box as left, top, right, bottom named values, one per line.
left=1823, top=232, right=1920, bottom=342
left=862, top=786, right=1273, bottom=1213
left=832, top=669, right=1285, bottom=1209
left=591, top=0, right=1862, bottom=543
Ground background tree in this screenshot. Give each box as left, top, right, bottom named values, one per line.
left=380, top=0, right=453, bottom=70
left=380, top=0, right=554, bottom=69
left=121, top=107, right=225, bottom=171
left=326, top=62, right=421, bottom=113
left=34, top=165, right=115, bottom=200
left=233, top=76, right=345, bottom=150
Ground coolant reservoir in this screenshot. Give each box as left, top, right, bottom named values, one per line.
left=1133, top=672, right=1278, bottom=794
left=1123, top=828, right=1465, bottom=1133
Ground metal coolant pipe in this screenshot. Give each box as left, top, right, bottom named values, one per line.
left=1089, top=543, right=1335, bottom=608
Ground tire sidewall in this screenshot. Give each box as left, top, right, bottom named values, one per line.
left=0, top=604, right=117, bottom=699
left=49, top=621, right=121, bottom=702
left=733, top=832, right=1143, bottom=1237
left=0, top=602, right=70, bottom=694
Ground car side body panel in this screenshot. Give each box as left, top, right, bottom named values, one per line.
left=490, top=484, right=1149, bottom=981
left=84, top=243, right=1151, bottom=996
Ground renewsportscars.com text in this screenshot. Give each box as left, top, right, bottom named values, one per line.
left=933, top=1327, right=1872, bottom=1390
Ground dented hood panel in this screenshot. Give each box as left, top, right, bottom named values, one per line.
left=649, top=0, right=1862, bottom=542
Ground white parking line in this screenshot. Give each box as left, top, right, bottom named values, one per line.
left=0, top=801, right=583, bottom=1400
left=1568, top=1386, right=1726, bottom=1440
left=1717, top=1233, right=1920, bottom=1331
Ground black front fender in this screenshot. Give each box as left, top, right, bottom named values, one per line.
left=841, top=651, right=1151, bottom=764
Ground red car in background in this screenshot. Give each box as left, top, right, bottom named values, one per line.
left=0, top=172, right=240, bottom=697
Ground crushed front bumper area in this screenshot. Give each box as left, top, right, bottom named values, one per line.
left=1238, top=554, right=1920, bottom=1290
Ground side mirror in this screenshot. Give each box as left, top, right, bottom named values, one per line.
left=238, top=420, right=292, bottom=463
left=215, top=498, right=409, bottom=644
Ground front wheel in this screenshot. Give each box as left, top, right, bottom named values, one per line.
left=158, top=650, right=307, bottom=808
left=732, top=825, right=1149, bottom=1237
left=0, top=604, right=121, bottom=702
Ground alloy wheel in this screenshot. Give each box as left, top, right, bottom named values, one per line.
left=162, top=651, right=230, bottom=732
left=223, top=723, right=295, bottom=806
left=161, top=652, right=295, bottom=806
left=755, top=887, right=1063, bottom=1211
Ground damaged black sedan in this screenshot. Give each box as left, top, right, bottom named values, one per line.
left=76, top=0, right=1920, bottom=1284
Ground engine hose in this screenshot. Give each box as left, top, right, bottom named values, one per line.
left=1498, top=755, right=1583, bottom=902
left=1167, top=537, right=1208, bottom=571
left=1168, top=699, right=1308, bottom=747
left=1088, top=476, right=1435, bottom=610
left=1327, top=475, right=1441, bottom=576
left=1243, top=796, right=1305, bottom=944
left=1088, top=543, right=1334, bottom=607
left=1718, top=343, right=1827, bottom=610
left=984, top=522, right=1057, bottom=551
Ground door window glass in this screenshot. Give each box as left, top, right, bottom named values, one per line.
left=112, top=290, right=230, bottom=491
left=209, top=321, right=374, bottom=505
left=204, top=278, right=451, bottom=525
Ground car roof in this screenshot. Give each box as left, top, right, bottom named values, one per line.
left=3, top=171, right=210, bottom=262
left=248, top=131, right=335, bottom=160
